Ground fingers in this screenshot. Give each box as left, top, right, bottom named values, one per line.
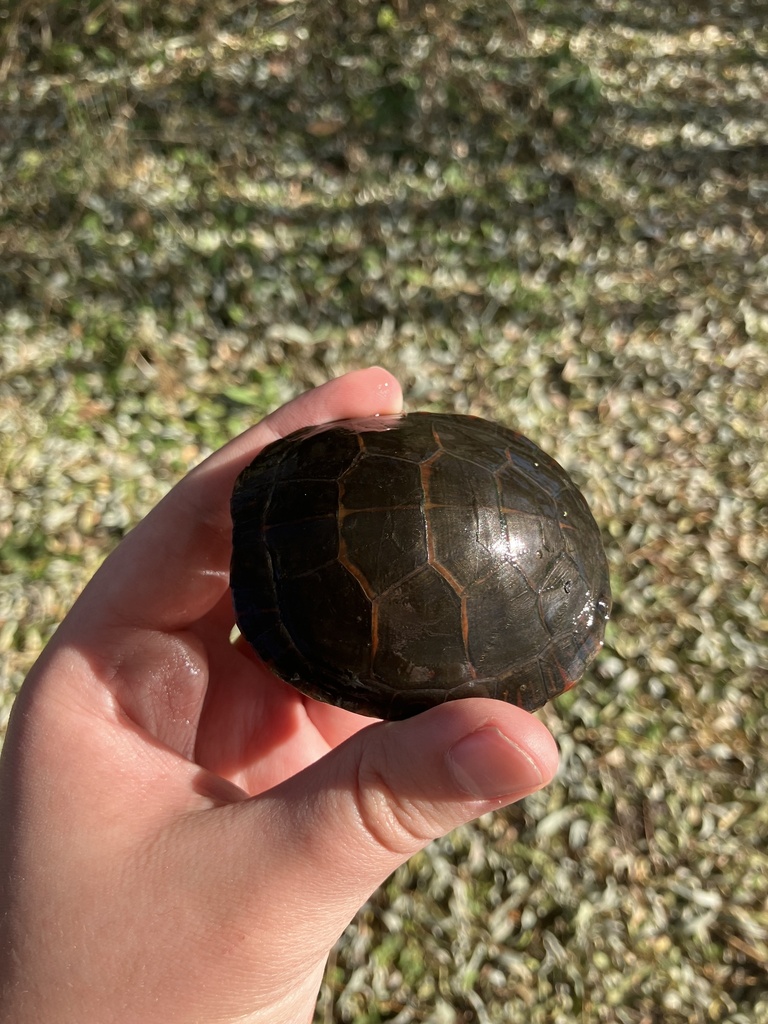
left=65, top=367, right=403, bottom=637
left=189, top=700, right=558, bottom=972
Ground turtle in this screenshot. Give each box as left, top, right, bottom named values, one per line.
left=230, top=412, right=611, bottom=720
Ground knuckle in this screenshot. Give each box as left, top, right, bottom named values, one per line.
left=350, top=744, right=443, bottom=857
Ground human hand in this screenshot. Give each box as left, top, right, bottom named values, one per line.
left=0, top=367, right=559, bottom=1024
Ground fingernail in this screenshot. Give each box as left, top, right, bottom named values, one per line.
left=447, top=726, right=546, bottom=800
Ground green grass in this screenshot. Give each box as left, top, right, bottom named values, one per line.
left=2, top=1, right=768, bottom=1021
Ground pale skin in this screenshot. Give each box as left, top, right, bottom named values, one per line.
left=0, top=367, right=559, bottom=1024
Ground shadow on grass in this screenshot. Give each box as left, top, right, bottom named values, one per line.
left=2, top=0, right=766, bottom=354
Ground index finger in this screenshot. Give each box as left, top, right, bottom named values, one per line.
left=66, top=368, right=403, bottom=636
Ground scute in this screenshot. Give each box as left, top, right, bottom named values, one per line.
left=466, top=565, right=546, bottom=670
left=230, top=412, right=611, bottom=719
left=341, top=452, right=423, bottom=509
left=266, top=517, right=338, bottom=579
left=426, top=451, right=497, bottom=508
left=341, top=507, right=427, bottom=594
left=267, top=479, right=338, bottom=527
left=279, top=561, right=372, bottom=679
left=429, top=505, right=500, bottom=591
left=373, top=565, right=468, bottom=688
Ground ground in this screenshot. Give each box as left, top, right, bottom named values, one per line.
left=1, top=2, right=767, bottom=1021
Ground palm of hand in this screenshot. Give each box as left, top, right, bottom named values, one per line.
left=0, top=369, right=558, bottom=1024
left=1, top=371, right=400, bottom=1023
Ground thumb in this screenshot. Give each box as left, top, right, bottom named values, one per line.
left=205, top=699, right=558, bottom=973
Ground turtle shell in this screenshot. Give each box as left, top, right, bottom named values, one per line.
left=230, top=412, right=611, bottom=719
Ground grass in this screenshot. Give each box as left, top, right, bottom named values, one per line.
left=2, top=1, right=768, bottom=1021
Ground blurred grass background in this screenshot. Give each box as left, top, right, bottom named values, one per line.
left=1, top=1, right=767, bottom=1021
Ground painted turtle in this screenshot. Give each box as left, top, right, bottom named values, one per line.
left=230, top=412, right=611, bottom=719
